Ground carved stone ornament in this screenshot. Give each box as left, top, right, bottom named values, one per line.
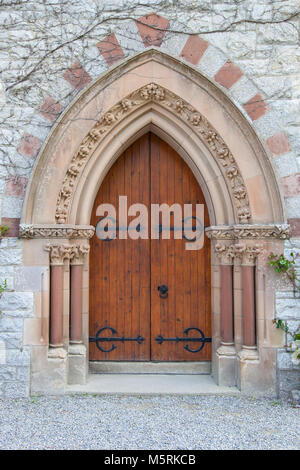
left=45, top=243, right=90, bottom=265
left=215, top=242, right=263, bottom=266
left=19, top=224, right=95, bottom=239
left=70, top=244, right=90, bottom=265
left=55, top=83, right=251, bottom=225
left=45, top=244, right=74, bottom=265
left=206, top=224, right=290, bottom=240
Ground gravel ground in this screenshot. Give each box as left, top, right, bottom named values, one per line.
left=0, top=395, right=299, bottom=450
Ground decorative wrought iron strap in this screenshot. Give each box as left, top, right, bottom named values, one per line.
left=155, top=327, right=211, bottom=353
left=89, top=326, right=145, bottom=353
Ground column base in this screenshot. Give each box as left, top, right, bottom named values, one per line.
left=215, top=343, right=237, bottom=387
left=68, top=343, right=87, bottom=385
left=237, top=346, right=260, bottom=394
left=31, top=346, right=68, bottom=395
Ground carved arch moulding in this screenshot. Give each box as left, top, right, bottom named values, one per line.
left=54, top=83, right=251, bottom=226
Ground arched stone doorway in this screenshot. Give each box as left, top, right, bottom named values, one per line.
left=89, top=132, right=211, bottom=364
left=19, top=50, right=289, bottom=396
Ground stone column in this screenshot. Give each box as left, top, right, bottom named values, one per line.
left=68, top=243, right=89, bottom=385
left=45, top=244, right=72, bottom=350
left=215, top=243, right=236, bottom=386
left=237, top=243, right=262, bottom=391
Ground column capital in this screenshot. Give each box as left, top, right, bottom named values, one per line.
left=70, top=244, right=90, bottom=265
left=215, top=243, right=234, bottom=265
left=233, top=243, right=263, bottom=266
left=45, top=243, right=73, bottom=266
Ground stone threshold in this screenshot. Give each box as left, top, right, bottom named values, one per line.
left=89, top=361, right=211, bottom=375
left=66, top=374, right=240, bottom=396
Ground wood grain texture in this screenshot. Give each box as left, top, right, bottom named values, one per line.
left=89, top=133, right=211, bottom=361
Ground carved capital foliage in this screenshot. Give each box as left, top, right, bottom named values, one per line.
left=45, top=243, right=90, bottom=265
left=206, top=224, right=290, bottom=240
left=19, top=224, right=95, bottom=239
left=215, top=243, right=234, bottom=265
left=45, top=244, right=73, bottom=265
left=70, top=244, right=90, bottom=265
left=215, top=241, right=263, bottom=266
left=55, top=83, right=251, bottom=225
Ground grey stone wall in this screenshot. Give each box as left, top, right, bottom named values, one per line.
left=0, top=0, right=299, bottom=397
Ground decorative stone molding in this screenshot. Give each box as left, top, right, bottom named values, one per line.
left=215, top=243, right=234, bottom=265
left=45, top=242, right=90, bottom=265
left=19, top=224, right=95, bottom=239
left=206, top=224, right=290, bottom=240
left=233, top=243, right=263, bottom=266
left=215, top=241, right=263, bottom=266
left=45, top=244, right=73, bottom=265
left=70, top=244, right=90, bottom=265
left=55, top=83, right=251, bottom=225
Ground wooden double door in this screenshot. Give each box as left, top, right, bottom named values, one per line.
left=89, top=133, right=211, bottom=362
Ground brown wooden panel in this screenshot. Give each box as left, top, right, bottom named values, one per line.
left=89, top=134, right=151, bottom=360
left=150, top=134, right=211, bottom=361
left=89, top=132, right=211, bottom=362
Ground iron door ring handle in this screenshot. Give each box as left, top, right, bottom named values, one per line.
left=158, top=285, right=168, bottom=298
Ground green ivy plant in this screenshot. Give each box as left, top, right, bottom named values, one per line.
left=268, top=252, right=300, bottom=295
left=0, top=225, right=8, bottom=238
left=273, top=319, right=300, bottom=366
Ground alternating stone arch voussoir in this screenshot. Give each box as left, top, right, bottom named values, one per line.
left=21, top=49, right=285, bottom=227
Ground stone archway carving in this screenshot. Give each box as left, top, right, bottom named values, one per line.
left=55, top=83, right=251, bottom=226
left=18, top=50, right=290, bottom=396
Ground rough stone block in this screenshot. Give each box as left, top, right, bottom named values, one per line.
left=197, top=45, right=227, bottom=77
left=0, top=366, right=16, bottom=380
left=0, top=291, right=34, bottom=313
left=278, top=370, right=300, bottom=398
left=0, top=332, right=23, bottom=349
left=6, top=349, right=30, bottom=366
left=276, top=295, right=300, bottom=320
left=0, top=317, right=23, bottom=332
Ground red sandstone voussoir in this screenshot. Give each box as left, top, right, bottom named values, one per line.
left=1, top=217, right=20, bottom=237
left=243, top=93, right=268, bottom=121
left=5, top=177, right=28, bottom=197
left=288, top=218, right=300, bottom=237
left=136, top=13, right=169, bottom=48
left=17, top=132, right=42, bottom=158
left=280, top=173, right=300, bottom=197
left=96, top=33, right=125, bottom=66
left=180, top=35, right=209, bottom=65
left=39, top=95, right=62, bottom=123
left=266, top=131, right=291, bottom=156
left=63, top=61, right=92, bottom=90
left=214, top=61, right=243, bottom=89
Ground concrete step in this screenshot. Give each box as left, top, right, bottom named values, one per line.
left=67, top=374, right=240, bottom=396
left=89, top=361, right=211, bottom=375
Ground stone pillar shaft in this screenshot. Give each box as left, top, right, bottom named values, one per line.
left=70, top=264, right=83, bottom=343
left=242, top=265, right=256, bottom=347
left=220, top=264, right=234, bottom=344
left=50, top=265, right=64, bottom=348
